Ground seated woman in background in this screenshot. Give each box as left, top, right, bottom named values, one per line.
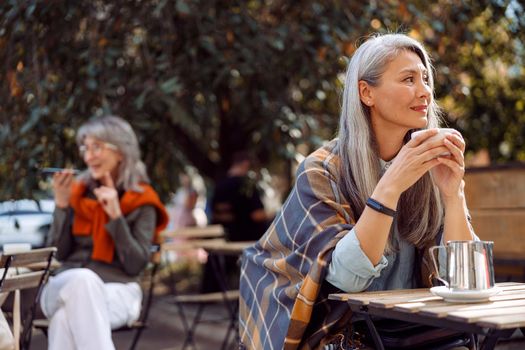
left=41, top=115, right=168, bottom=350
left=239, top=33, right=476, bottom=349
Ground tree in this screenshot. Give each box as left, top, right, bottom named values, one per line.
left=0, top=0, right=524, bottom=200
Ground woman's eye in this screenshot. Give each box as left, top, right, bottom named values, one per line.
left=404, top=77, right=414, bottom=83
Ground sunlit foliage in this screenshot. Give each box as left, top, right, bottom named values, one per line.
left=0, top=0, right=523, bottom=199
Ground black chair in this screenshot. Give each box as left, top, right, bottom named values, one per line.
left=0, top=247, right=57, bottom=350
left=172, top=289, right=239, bottom=350
left=33, top=244, right=161, bottom=350
left=162, top=237, right=242, bottom=350
left=113, top=243, right=162, bottom=349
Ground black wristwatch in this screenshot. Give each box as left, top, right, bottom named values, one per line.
left=366, top=197, right=397, bottom=217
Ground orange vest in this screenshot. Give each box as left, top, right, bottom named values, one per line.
left=69, top=181, right=168, bottom=263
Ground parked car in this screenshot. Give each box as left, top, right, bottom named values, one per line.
left=0, top=199, right=55, bottom=249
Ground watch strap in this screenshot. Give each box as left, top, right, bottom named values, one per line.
left=366, top=197, right=396, bottom=217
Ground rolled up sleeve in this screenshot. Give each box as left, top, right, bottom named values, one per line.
left=326, top=228, right=388, bottom=292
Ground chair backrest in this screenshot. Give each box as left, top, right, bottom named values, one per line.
left=0, top=248, right=57, bottom=294
left=0, top=248, right=57, bottom=269
left=0, top=247, right=57, bottom=350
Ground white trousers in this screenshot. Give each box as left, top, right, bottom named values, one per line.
left=40, top=268, right=142, bottom=350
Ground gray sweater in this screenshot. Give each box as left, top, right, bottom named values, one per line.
left=48, top=202, right=156, bottom=283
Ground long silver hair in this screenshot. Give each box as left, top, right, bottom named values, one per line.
left=338, top=33, right=443, bottom=251
left=76, top=115, right=149, bottom=192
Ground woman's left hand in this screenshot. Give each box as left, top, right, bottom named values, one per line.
left=431, top=132, right=466, bottom=200
left=93, top=172, right=122, bottom=220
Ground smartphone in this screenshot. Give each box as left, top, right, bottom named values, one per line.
left=40, top=167, right=80, bottom=176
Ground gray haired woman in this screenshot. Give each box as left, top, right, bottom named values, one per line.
left=239, top=33, right=477, bottom=349
left=40, top=116, right=168, bottom=350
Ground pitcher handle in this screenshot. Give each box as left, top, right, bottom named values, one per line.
left=429, top=246, right=449, bottom=288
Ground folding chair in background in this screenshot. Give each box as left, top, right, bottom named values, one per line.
left=0, top=247, right=57, bottom=350
left=171, top=284, right=239, bottom=350
left=162, top=234, right=251, bottom=350
left=32, top=244, right=161, bottom=350
left=112, top=243, right=162, bottom=350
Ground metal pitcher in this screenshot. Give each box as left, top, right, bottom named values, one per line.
left=429, top=240, right=495, bottom=291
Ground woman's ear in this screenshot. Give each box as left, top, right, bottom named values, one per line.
left=358, top=80, right=374, bottom=107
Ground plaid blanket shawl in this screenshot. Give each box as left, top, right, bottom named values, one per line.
left=239, top=139, right=356, bottom=350
left=239, top=139, right=436, bottom=350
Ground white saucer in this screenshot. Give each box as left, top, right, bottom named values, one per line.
left=430, top=286, right=502, bottom=303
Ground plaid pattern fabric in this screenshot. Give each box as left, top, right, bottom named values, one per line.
left=239, top=140, right=357, bottom=350
left=239, top=139, right=438, bottom=350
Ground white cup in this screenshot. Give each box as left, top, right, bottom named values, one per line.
left=2, top=243, right=32, bottom=254
left=411, top=128, right=457, bottom=156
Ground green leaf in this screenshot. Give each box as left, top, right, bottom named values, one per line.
left=22, top=107, right=49, bottom=134
left=153, top=0, right=168, bottom=17
left=25, top=3, right=36, bottom=19
left=175, top=0, right=191, bottom=15
left=87, top=63, right=99, bottom=77
left=160, top=76, right=182, bottom=94
left=86, top=79, right=98, bottom=90
left=65, top=96, right=75, bottom=111
left=135, top=90, right=148, bottom=110
left=270, top=39, right=285, bottom=51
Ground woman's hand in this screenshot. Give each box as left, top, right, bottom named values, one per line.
left=93, top=172, right=122, bottom=220
left=376, top=129, right=449, bottom=202
left=431, top=132, right=466, bottom=201
left=52, top=171, right=75, bottom=208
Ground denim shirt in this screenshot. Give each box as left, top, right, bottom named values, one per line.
left=326, top=158, right=455, bottom=292
left=326, top=226, right=419, bottom=292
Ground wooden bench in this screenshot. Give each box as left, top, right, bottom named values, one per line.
left=464, top=164, right=525, bottom=281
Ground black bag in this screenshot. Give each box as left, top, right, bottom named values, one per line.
left=353, top=319, right=474, bottom=349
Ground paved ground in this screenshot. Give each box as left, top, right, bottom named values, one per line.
left=29, top=295, right=233, bottom=350
left=29, top=294, right=525, bottom=350
left=26, top=270, right=525, bottom=350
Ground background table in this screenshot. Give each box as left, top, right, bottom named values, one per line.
left=163, top=238, right=255, bottom=350
left=161, top=224, right=225, bottom=240
left=329, top=282, right=525, bottom=350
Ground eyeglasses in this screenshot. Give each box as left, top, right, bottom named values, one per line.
left=79, top=142, right=118, bottom=157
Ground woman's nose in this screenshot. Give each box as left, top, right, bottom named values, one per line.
left=418, top=80, right=431, bottom=100
left=83, top=151, right=94, bottom=162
